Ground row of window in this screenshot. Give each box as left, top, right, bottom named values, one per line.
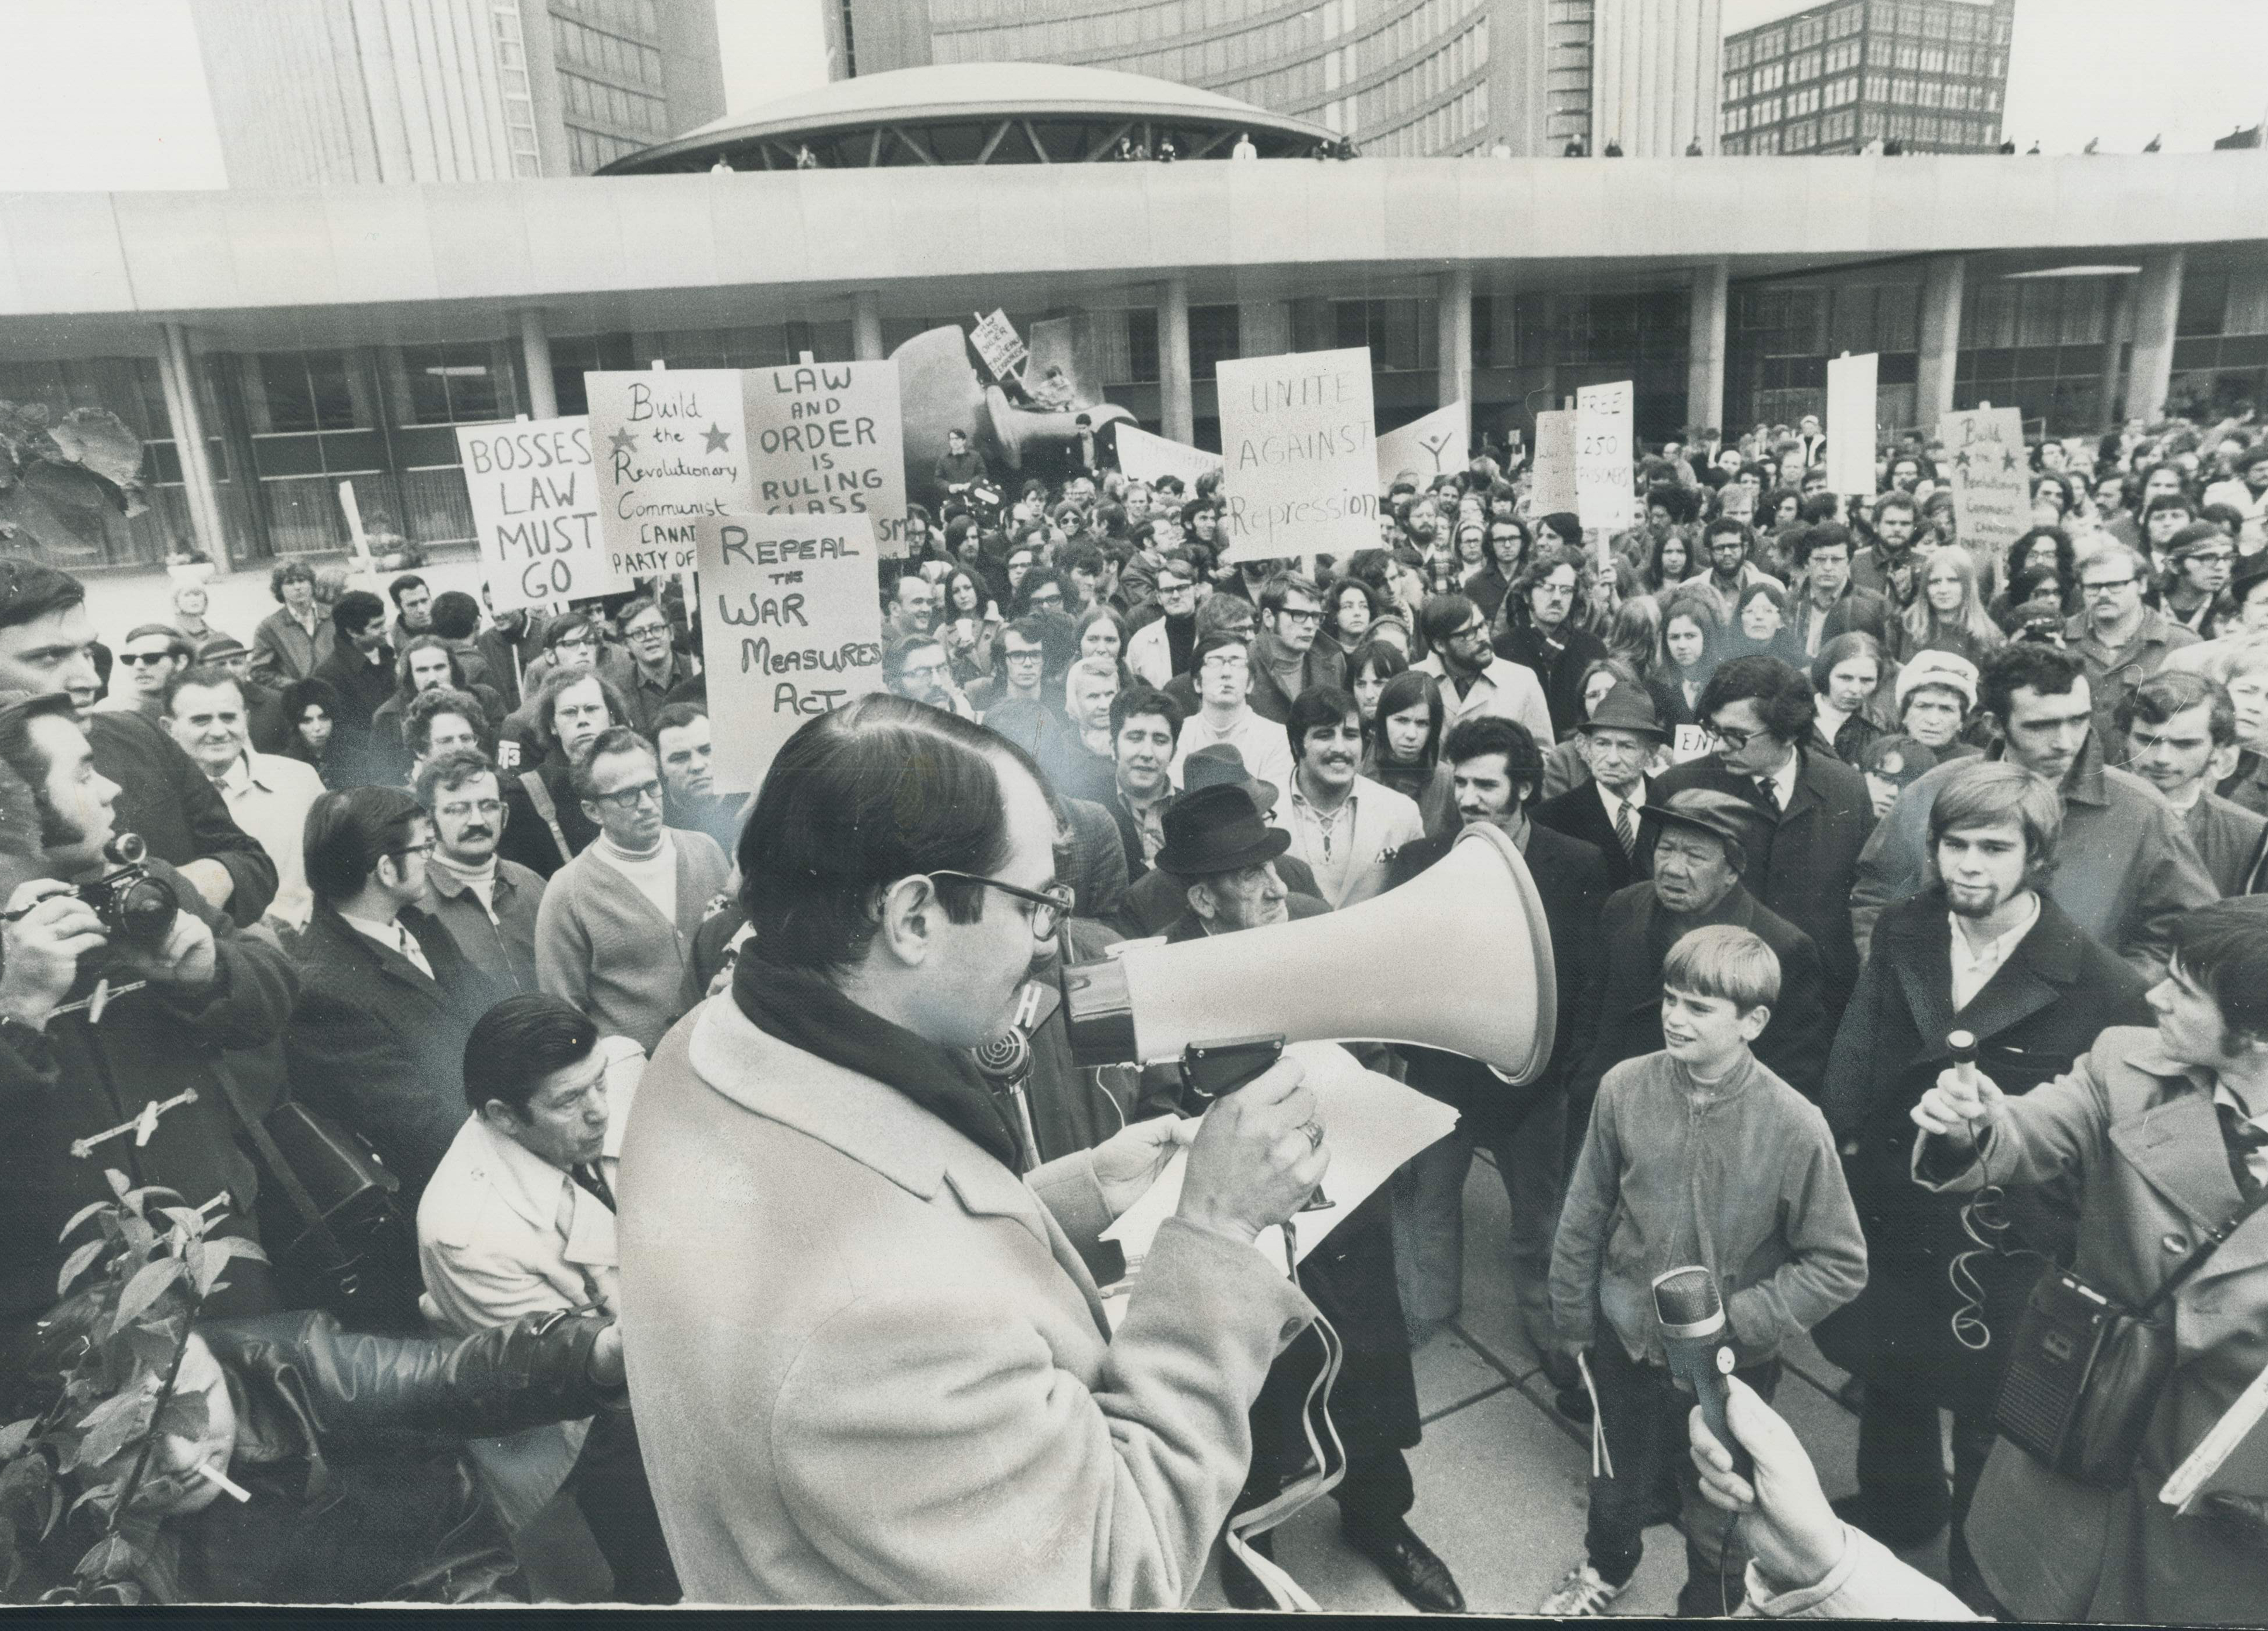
left=552, top=14, right=666, bottom=90
left=561, top=70, right=669, bottom=137
left=489, top=6, right=546, bottom=178
left=1362, top=79, right=1487, bottom=155
left=1351, top=0, right=1485, bottom=80
left=935, top=1, right=1328, bottom=72
left=1728, top=0, right=2009, bottom=69
left=549, top=0, right=660, bottom=41
left=1858, top=72, right=2001, bottom=110
left=1215, top=57, right=1328, bottom=114
left=1352, top=20, right=1485, bottom=133
left=1726, top=39, right=2003, bottom=100
left=567, top=123, right=646, bottom=173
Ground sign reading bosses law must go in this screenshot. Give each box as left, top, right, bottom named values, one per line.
left=1215, top=347, right=1378, bottom=565
left=455, top=415, right=629, bottom=610
left=695, top=513, right=887, bottom=793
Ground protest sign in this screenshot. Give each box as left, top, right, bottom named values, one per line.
left=1938, top=406, right=2030, bottom=559
left=1826, top=353, right=1880, bottom=495
left=1377, top=401, right=1468, bottom=486
left=742, top=360, right=911, bottom=557
left=455, top=415, right=623, bottom=609
left=588, top=368, right=749, bottom=582
left=970, top=309, right=1028, bottom=382
left=1215, top=347, right=1377, bottom=565
left=695, top=513, right=886, bottom=794
left=1531, top=409, right=1579, bottom=515
left=1575, top=382, right=1635, bottom=536
left=1116, top=423, right=1222, bottom=491
left=1672, top=724, right=1714, bottom=764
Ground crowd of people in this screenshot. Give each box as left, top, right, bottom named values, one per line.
left=3, top=394, right=2268, bottom=1614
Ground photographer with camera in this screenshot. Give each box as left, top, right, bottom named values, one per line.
left=0, top=690, right=299, bottom=1356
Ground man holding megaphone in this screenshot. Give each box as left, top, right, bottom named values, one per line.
left=617, top=695, right=1331, bottom=1609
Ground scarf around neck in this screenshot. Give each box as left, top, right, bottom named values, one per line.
left=732, top=955, right=1023, bottom=1170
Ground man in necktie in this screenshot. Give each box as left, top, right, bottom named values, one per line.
left=419, top=993, right=677, bottom=1602
left=1537, top=681, right=1667, bottom=892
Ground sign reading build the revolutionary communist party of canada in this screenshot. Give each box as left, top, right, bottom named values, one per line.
left=1938, top=405, right=2031, bottom=558
left=695, top=512, right=886, bottom=794
left=586, top=368, right=748, bottom=582
left=455, top=414, right=629, bottom=611
left=742, top=360, right=911, bottom=557
left=1215, top=346, right=1378, bottom=565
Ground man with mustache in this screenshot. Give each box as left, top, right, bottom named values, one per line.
left=1278, top=685, right=1423, bottom=910
left=416, top=748, right=547, bottom=996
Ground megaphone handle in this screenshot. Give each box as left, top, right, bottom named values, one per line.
left=1180, top=1035, right=1286, bottom=1104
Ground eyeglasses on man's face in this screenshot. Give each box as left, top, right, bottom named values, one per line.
left=591, top=779, right=664, bottom=811
left=926, top=871, right=1075, bottom=939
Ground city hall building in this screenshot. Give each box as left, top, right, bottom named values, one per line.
left=1, top=62, right=2262, bottom=573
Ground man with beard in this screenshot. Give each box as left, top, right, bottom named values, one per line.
left=1852, top=494, right=1924, bottom=611
left=161, top=664, right=326, bottom=931
left=883, top=633, right=978, bottom=719
left=1682, top=519, right=1782, bottom=626
left=1818, top=761, right=2147, bottom=1609
left=416, top=748, right=547, bottom=995
left=1494, top=547, right=1608, bottom=738
left=1278, top=685, right=1423, bottom=910
left=1412, top=594, right=1555, bottom=745
left=651, top=703, right=749, bottom=860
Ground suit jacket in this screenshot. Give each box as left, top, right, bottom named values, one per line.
left=1535, top=776, right=1655, bottom=893
left=2182, top=789, right=2268, bottom=898
left=248, top=604, right=335, bottom=687
left=1243, top=635, right=1346, bottom=726
left=1815, top=888, right=2149, bottom=1413
left=1651, top=746, right=1875, bottom=1011
left=1794, top=584, right=1895, bottom=655
left=286, top=904, right=501, bottom=1208
left=1918, top=1028, right=2268, bottom=1623
left=616, top=995, right=1315, bottom=1606
left=1572, top=879, right=1832, bottom=1123
left=312, top=641, right=398, bottom=785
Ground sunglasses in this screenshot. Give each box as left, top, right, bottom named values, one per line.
left=118, top=650, right=182, bottom=666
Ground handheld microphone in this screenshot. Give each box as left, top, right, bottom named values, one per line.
left=1653, top=1265, right=1751, bottom=1482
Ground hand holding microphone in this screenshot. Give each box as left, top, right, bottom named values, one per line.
left=1653, top=1266, right=1748, bottom=1483
left=1912, top=1029, right=2003, bottom=1144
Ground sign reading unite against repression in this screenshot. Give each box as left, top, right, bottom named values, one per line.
left=742, top=361, right=911, bottom=556
left=1215, top=346, right=1378, bottom=564
left=1938, top=406, right=2030, bottom=558
left=695, top=512, right=886, bottom=794
left=588, top=368, right=749, bottom=581
left=455, top=415, right=629, bottom=611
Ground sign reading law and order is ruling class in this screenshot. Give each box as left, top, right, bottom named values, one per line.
left=587, top=368, right=749, bottom=582
left=1215, top=346, right=1378, bottom=565
left=455, top=415, right=629, bottom=611
left=741, top=360, right=911, bottom=556
left=695, top=512, right=886, bottom=794
left=1938, top=405, right=2032, bottom=558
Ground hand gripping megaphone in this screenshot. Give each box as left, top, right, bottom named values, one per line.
left=1060, top=823, right=1559, bottom=1089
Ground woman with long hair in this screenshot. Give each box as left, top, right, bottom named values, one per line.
left=1898, top=548, right=2004, bottom=667
left=1757, top=486, right=1804, bottom=536
left=1726, top=579, right=1808, bottom=667
left=1989, top=527, right=2078, bottom=625
left=1366, top=669, right=1455, bottom=835
left=1345, top=638, right=1411, bottom=727
left=1073, top=604, right=1134, bottom=689
left=1323, top=577, right=1385, bottom=654
left=1655, top=592, right=1724, bottom=726
left=1809, top=631, right=1890, bottom=763
left=281, top=677, right=347, bottom=788
left=1603, top=597, right=1664, bottom=687
left=1641, top=528, right=1693, bottom=599
left=938, top=565, right=1001, bottom=685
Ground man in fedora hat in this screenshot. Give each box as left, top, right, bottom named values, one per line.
left=1113, top=744, right=1323, bottom=938
left=1153, top=783, right=1326, bottom=942
left=1536, top=681, right=1667, bottom=892
left=1572, top=788, right=1832, bottom=1143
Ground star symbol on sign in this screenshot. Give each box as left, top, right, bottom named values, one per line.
left=608, top=427, right=638, bottom=457
left=1952, top=451, right=1972, bottom=473
left=702, top=422, right=732, bottom=454
left=2000, top=450, right=2020, bottom=473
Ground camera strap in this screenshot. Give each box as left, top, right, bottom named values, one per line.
left=2136, top=1185, right=2268, bottom=1321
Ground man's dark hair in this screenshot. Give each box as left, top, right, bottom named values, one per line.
left=1286, top=683, right=1360, bottom=760
left=427, top=590, right=481, bottom=641
left=881, top=632, right=947, bottom=691
left=0, top=562, right=86, bottom=636
left=303, top=785, right=426, bottom=904
left=1418, top=594, right=1480, bottom=649
left=1792, top=523, right=1855, bottom=568
left=405, top=686, right=490, bottom=758
left=1190, top=631, right=1249, bottom=674
left=533, top=665, right=627, bottom=751
left=2116, top=669, right=2235, bottom=748
left=1645, top=484, right=1698, bottom=524
left=267, top=560, right=315, bottom=602
left=1697, top=654, right=1815, bottom=744
left=1872, top=491, right=1918, bottom=524
left=160, top=662, right=242, bottom=718
left=387, top=573, right=428, bottom=610
left=414, top=745, right=499, bottom=812
left=568, top=725, right=656, bottom=803
left=1110, top=684, right=1183, bottom=745
left=543, top=612, right=600, bottom=654
left=2167, top=897, right=2268, bottom=1048
left=1442, top=713, right=1543, bottom=801
left=651, top=701, right=707, bottom=740
left=1259, top=571, right=1323, bottom=620
left=0, top=692, right=87, bottom=852
left=394, top=634, right=466, bottom=700
left=740, top=693, right=1037, bottom=974
left=463, top=992, right=599, bottom=1115
left=1702, top=516, right=1754, bottom=552
left=331, top=589, right=386, bottom=640
left=1979, top=642, right=2085, bottom=724
left=1061, top=543, right=1108, bottom=580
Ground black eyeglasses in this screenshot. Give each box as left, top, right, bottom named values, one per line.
left=926, top=871, right=1075, bottom=938
left=591, top=779, right=664, bottom=810
left=118, top=651, right=181, bottom=666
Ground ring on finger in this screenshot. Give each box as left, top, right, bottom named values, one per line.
left=1300, top=1118, right=1324, bottom=1151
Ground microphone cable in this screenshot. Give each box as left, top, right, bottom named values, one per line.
left=1948, top=1186, right=2047, bottom=1352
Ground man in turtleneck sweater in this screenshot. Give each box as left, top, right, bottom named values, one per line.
left=534, top=727, right=729, bottom=1053
left=1244, top=571, right=1346, bottom=725
left=416, top=747, right=548, bottom=995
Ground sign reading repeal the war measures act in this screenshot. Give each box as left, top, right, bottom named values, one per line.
left=456, top=416, right=627, bottom=611
left=588, top=368, right=749, bottom=582
left=1116, top=424, right=1222, bottom=491
left=1575, top=382, right=1635, bottom=538
left=742, top=361, right=910, bottom=556
left=1377, top=401, right=1468, bottom=486
left=1215, top=347, right=1378, bottom=565
left=695, top=513, right=886, bottom=794
left=1530, top=409, right=1579, bottom=516
left=1938, top=406, right=2030, bottom=558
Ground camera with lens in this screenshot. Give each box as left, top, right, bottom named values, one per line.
left=72, top=834, right=180, bottom=948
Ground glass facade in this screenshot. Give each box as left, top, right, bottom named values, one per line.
left=1721, top=0, right=2008, bottom=155
left=550, top=0, right=674, bottom=174
left=1728, top=276, right=1921, bottom=429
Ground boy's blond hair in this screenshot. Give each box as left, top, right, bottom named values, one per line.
left=1662, top=924, right=1780, bottom=1012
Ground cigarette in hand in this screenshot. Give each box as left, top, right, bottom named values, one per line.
left=192, top=1459, right=251, bottom=1503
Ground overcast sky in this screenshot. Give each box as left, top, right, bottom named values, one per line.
left=1, top=0, right=2260, bottom=190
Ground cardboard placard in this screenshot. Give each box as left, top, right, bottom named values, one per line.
left=1937, top=406, right=2030, bottom=558
left=1672, top=723, right=1714, bottom=763
left=970, top=309, right=1028, bottom=382
left=695, top=513, right=886, bottom=794
left=1116, top=423, right=1223, bottom=491
left=588, top=368, right=749, bottom=582
left=1377, top=401, right=1469, bottom=486
left=456, top=416, right=623, bottom=610
left=1826, top=353, right=1880, bottom=496
left=1215, top=346, right=1378, bottom=565
left=742, top=360, right=910, bottom=557
left=1576, top=382, right=1635, bottom=536
left=1530, top=409, right=1579, bottom=515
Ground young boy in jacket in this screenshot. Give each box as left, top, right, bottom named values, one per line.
left=1541, top=924, right=1867, bottom=1617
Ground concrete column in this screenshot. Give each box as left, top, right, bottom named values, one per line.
left=2098, top=276, right=2134, bottom=430
left=1685, top=259, right=1730, bottom=437
left=1915, top=254, right=1966, bottom=430
left=518, top=308, right=559, bottom=421
left=155, top=323, right=232, bottom=572
left=1159, top=276, right=1194, bottom=444
left=1238, top=299, right=1291, bottom=359
left=851, top=291, right=885, bottom=361
left=1435, top=266, right=1473, bottom=443
left=2127, top=248, right=2187, bottom=426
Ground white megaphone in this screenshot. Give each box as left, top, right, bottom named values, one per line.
left=1061, top=822, right=1558, bottom=1086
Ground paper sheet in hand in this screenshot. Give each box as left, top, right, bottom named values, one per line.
left=1101, top=1041, right=1459, bottom=1270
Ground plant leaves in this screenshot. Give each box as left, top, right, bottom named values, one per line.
left=120, top=1186, right=184, bottom=1217
left=152, top=1390, right=205, bottom=1444
left=56, top=1237, right=107, bottom=1298
left=66, top=1391, right=152, bottom=1475
left=58, top=1200, right=112, bottom=1244
left=109, top=1257, right=183, bottom=1336
left=0, top=1420, right=32, bottom=1462
left=156, top=1207, right=204, bottom=1242
left=125, top=1525, right=180, bottom=1605
left=116, top=1214, right=155, bottom=1259
left=104, top=1170, right=131, bottom=1201
left=191, top=1235, right=266, bottom=1297
left=72, top=1533, right=136, bottom=1588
